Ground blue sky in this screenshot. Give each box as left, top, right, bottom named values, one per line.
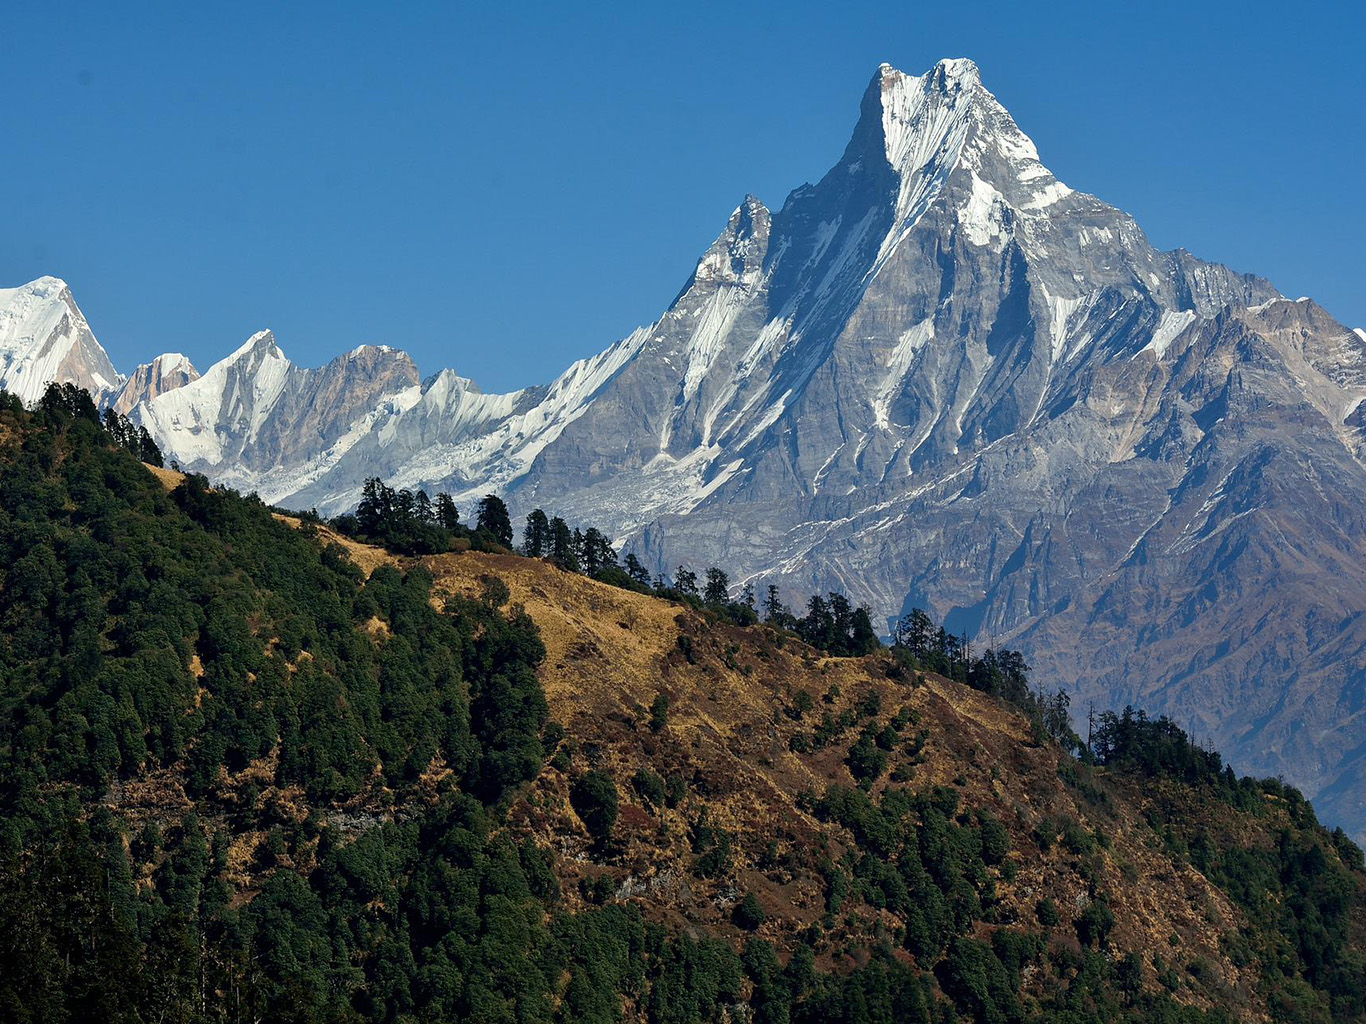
left=3, top=0, right=1362, bottom=390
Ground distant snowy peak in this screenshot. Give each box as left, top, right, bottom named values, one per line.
left=133, top=329, right=291, bottom=467
left=112, top=351, right=200, bottom=415
left=131, top=328, right=422, bottom=497
left=0, top=276, right=121, bottom=404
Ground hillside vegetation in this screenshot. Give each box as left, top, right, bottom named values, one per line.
left=0, top=387, right=1363, bottom=1024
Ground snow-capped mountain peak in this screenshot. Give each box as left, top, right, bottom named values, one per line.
left=691, top=195, right=771, bottom=290
left=226, top=328, right=286, bottom=363
left=111, top=351, right=201, bottom=414
left=0, top=276, right=122, bottom=404
left=866, top=59, right=1072, bottom=238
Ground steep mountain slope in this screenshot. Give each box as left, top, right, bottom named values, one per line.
left=1, top=408, right=1363, bottom=1021
left=111, top=351, right=200, bottom=414
left=0, top=276, right=122, bottom=404
left=133, top=331, right=422, bottom=497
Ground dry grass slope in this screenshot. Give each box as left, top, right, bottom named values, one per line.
left=191, top=502, right=1284, bottom=1016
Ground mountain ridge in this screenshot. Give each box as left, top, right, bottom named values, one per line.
left=5, top=58, right=1366, bottom=843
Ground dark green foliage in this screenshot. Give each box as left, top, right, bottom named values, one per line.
left=733, top=892, right=766, bottom=931
left=649, top=693, right=670, bottom=732
left=1076, top=894, right=1116, bottom=948
left=579, top=872, right=616, bottom=905
left=101, top=403, right=164, bottom=466
left=978, top=812, right=1011, bottom=865
left=1036, top=896, right=1060, bottom=927
left=0, top=398, right=570, bottom=1022
left=690, top=810, right=733, bottom=879
left=789, top=592, right=881, bottom=656
left=934, top=936, right=1022, bottom=1024
left=673, top=564, right=699, bottom=597
left=571, top=770, right=620, bottom=844
left=664, top=773, right=687, bottom=809
left=475, top=493, right=514, bottom=547
left=846, top=727, right=889, bottom=789
left=345, top=476, right=466, bottom=554
left=1093, top=706, right=1228, bottom=786
left=1196, top=828, right=1366, bottom=1017
left=0, top=390, right=1362, bottom=1024
left=623, top=552, right=652, bottom=587
left=522, top=507, right=550, bottom=557
left=703, top=567, right=730, bottom=605
left=814, top=784, right=994, bottom=960
left=632, top=767, right=666, bottom=809
left=892, top=606, right=1077, bottom=748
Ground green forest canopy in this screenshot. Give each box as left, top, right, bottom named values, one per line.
left=0, top=385, right=1363, bottom=1024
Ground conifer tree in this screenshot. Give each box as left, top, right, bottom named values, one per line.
left=523, top=509, right=550, bottom=557
left=624, top=553, right=651, bottom=587
left=703, top=568, right=730, bottom=607
left=476, top=494, right=514, bottom=546
left=764, top=585, right=784, bottom=624
left=435, top=493, right=460, bottom=531
left=549, top=517, right=579, bottom=571
left=413, top=489, right=434, bottom=524
left=581, top=528, right=617, bottom=578
left=674, top=565, right=699, bottom=597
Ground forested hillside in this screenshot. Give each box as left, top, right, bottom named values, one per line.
left=0, top=386, right=1363, bottom=1023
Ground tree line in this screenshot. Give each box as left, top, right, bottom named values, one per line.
left=1, top=385, right=1363, bottom=1022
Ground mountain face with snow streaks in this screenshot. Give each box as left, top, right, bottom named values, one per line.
left=133, top=333, right=422, bottom=498
left=0, top=276, right=122, bottom=405
left=9, top=59, right=1366, bottom=838
left=112, top=352, right=200, bottom=414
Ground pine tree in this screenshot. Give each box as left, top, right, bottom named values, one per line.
left=549, top=517, right=579, bottom=571
left=580, top=528, right=616, bottom=578
left=137, top=426, right=163, bottom=467
left=413, top=490, right=435, bottom=525
left=624, top=553, right=651, bottom=587
left=897, top=608, right=934, bottom=659
left=674, top=565, right=698, bottom=597
left=764, top=585, right=784, bottom=624
left=523, top=509, right=550, bottom=557
left=357, top=478, right=390, bottom=536
left=475, top=494, right=513, bottom=546
left=434, top=493, right=460, bottom=531
left=703, top=568, right=730, bottom=607
left=850, top=607, right=880, bottom=655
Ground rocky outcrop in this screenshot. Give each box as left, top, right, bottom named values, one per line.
left=112, top=352, right=199, bottom=414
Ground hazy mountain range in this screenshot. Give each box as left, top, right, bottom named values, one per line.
left=5, top=58, right=1366, bottom=838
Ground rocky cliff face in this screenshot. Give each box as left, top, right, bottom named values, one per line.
left=9, top=60, right=1366, bottom=838
left=112, top=352, right=200, bottom=414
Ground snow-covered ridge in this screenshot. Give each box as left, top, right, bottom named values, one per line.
left=136, top=330, right=289, bottom=465
left=112, top=351, right=202, bottom=415
left=0, top=59, right=1306, bottom=531
left=0, top=275, right=122, bottom=404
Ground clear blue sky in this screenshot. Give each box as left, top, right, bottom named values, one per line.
left=3, top=0, right=1362, bottom=391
